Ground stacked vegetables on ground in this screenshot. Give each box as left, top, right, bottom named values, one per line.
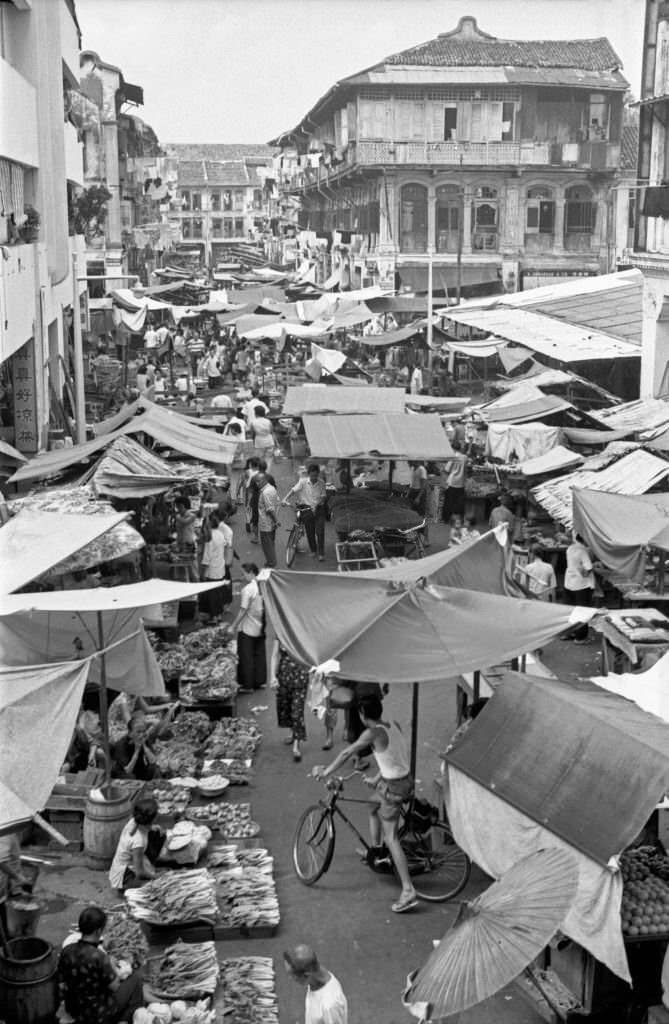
left=125, top=869, right=218, bottom=925
left=186, top=802, right=260, bottom=838
left=219, top=957, right=279, bottom=1024
left=104, top=911, right=149, bottom=969
left=621, top=847, right=669, bottom=937
left=211, top=848, right=279, bottom=930
left=201, top=758, right=253, bottom=786
left=151, top=940, right=220, bottom=999
left=204, top=719, right=261, bottom=760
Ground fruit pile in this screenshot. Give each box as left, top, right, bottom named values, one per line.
left=620, top=847, right=669, bottom=937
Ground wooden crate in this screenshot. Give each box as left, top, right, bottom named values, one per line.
left=47, top=810, right=83, bottom=849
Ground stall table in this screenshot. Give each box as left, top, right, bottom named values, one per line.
left=590, top=608, right=669, bottom=674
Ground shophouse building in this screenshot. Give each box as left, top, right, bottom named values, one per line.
left=0, top=0, right=88, bottom=455
left=271, top=17, right=628, bottom=297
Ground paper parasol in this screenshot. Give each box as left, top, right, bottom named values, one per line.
left=404, top=847, right=578, bottom=1020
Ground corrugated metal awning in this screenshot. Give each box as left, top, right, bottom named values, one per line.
left=303, top=413, right=453, bottom=460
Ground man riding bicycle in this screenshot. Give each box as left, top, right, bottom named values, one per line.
left=282, top=463, right=328, bottom=561
left=314, top=695, right=419, bottom=914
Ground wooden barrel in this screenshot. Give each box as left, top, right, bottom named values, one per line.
left=0, top=937, right=58, bottom=1024
left=83, top=787, right=132, bottom=870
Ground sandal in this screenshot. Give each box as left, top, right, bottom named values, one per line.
left=321, top=739, right=333, bottom=751
left=392, top=892, right=419, bottom=914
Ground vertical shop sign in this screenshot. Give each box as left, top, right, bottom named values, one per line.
left=13, top=340, right=39, bottom=453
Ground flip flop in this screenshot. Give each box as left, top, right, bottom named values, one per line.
left=392, top=893, right=419, bottom=914
left=322, top=740, right=333, bottom=751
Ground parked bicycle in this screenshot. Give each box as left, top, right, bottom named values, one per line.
left=292, top=771, right=471, bottom=902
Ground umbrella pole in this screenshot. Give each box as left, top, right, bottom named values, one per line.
left=409, top=682, right=419, bottom=779
left=96, top=611, right=113, bottom=789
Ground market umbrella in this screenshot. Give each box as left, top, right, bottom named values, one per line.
left=403, top=848, right=578, bottom=1021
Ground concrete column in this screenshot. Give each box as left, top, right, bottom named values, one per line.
left=462, top=197, right=472, bottom=255
left=553, top=199, right=565, bottom=253
left=102, top=120, right=122, bottom=247
left=426, top=183, right=436, bottom=252
left=379, top=175, right=396, bottom=246
left=641, top=276, right=669, bottom=397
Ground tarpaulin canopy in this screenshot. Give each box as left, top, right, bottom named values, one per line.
left=405, top=395, right=471, bottom=413
left=88, top=435, right=193, bottom=498
left=310, top=343, right=346, bottom=374
left=360, top=324, right=423, bottom=348
left=0, top=659, right=92, bottom=831
left=532, top=449, right=669, bottom=526
left=397, top=264, right=501, bottom=292
left=485, top=422, right=561, bottom=463
left=283, top=386, right=406, bottom=416
left=445, top=307, right=641, bottom=363
left=331, top=303, right=375, bottom=329
left=329, top=492, right=424, bottom=535
left=8, top=402, right=238, bottom=484
left=0, top=439, right=27, bottom=463
left=591, top=651, right=669, bottom=723
left=483, top=394, right=572, bottom=424
left=91, top=398, right=142, bottom=437
left=562, top=426, right=633, bottom=445
left=261, top=572, right=582, bottom=683
left=0, top=509, right=128, bottom=595
left=446, top=339, right=507, bottom=359
left=367, top=296, right=450, bottom=315
left=358, top=526, right=523, bottom=597
left=517, top=446, right=583, bottom=476
left=447, top=671, right=669, bottom=867
left=572, top=489, right=669, bottom=580
left=0, top=578, right=220, bottom=615
left=303, top=413, right=453, bottom=461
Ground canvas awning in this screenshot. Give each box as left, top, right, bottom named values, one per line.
left=261, top=572, right=583, bottom=683
left=447, top=672, right=669, bottom=867
left=517, top=446, right=583, bottom=476
left=405, top=395, right=471, bottom=413
left=446, top=307, right=641, bottom=363
left=303, top=413, right=453, bottom=460
left=562, top=427, right=634, bottom=445
left=8, top=402, right=238, bottom=484
left=397, top=264, right=501, bottom=292
left=591, top=651, right=669, bottom=723
left=0, top=509, right=128, bottom=595
left=572, top=489, right=669, bottom=580
left=366, top=296, right=450, bottom=315
left=483, top=394, right=572, bottom=423
left=0, top=659, right=92, bottom=832
left=89, top=435, right=194, bottom=498
left=361, top=324, right=423, bottom=348
left=283, top=386, right=406, bottom=416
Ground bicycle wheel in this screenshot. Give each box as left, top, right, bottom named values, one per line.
left=293, top=804, right=335, bottom=884
left=402, top=821, right=471, bottom=902
left=285, top=524, right=300, bottom=567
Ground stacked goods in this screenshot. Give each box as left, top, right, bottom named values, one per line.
left=214, top=868, right=280, bottom=929
left=155, top=712, right=213, bottom=777
left=103, top=911, right=149, bottom=969
left=620, top=847, right=669, bottom=937
left=183, top=627, right=231, bottom=660
left=151, top=941, right=219, bottom=999
left=156, top=646, right=188, bottom=681
left=179, top=630, right=238, bottom=703
left=201, top=759, right=253, bottom=786
left=208, top=848, right=272, bottom=874
left=186, top=803, right=260, bottom=838
left=219, top=957, right=279, bottom=1024
left=125, top=869, right=218, bottom=925
left=145, top=781, right=192, bottom=817
left=204, top=720, right=261, bottom=760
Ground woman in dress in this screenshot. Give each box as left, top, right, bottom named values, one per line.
left=270, top=642, right=310, bottom=762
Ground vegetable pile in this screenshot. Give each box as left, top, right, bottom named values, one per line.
left=214, top=865, right=280, bottom=929
left=156, top=647, right=188, bottom=681
left=219, top=957, right=279, bottom=1024
left=155, top=712, right=213, bottom=777
left=621, top=847, right=669, bottom=937
left=201, top=759, right=253, bottom=786
left=204, top=719, right=261, bottom=760
left=133, top=998, right=215, bottom=1024
left=186, top=803, right=259, bottom=838
left=104, top=911, right=149, bottom=969
left=151, top=940, right=220, bottom=999
left=183, top=626, right=231, bottom=660
left=145, top=780, right=192, bottom=817
left=125, top=869, right=218, bottom=925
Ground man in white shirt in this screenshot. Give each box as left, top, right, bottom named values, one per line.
left=200, top=514, right=229, bottom=620
left=205, top=350, right=222, bottom=389
left=225, top=563, right=266, bottom=691
left=410, top=365, right=423, bottom=394
left=211, top=392, right=233, bottom=409
left=520, top=545, right=557, bottom=602
left=257, top=473, right=281, bottom=568
left=143, top=324, right=158, bottom=349
left=284, top=945, right=347, bottom=1024
left=283, top=463, right=328, bottom=560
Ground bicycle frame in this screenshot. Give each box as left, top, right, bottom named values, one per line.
left=319, top=788, right=373, bottom=853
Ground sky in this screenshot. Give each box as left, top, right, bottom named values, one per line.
left=75, top=0, right=646, bottom=144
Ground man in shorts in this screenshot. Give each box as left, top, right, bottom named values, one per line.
left=314, top=695, right=418, bottom=913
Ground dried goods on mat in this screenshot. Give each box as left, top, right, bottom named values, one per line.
left=219, top=957, right=279, bottom=1024
left=151, top=940, right=219, bottom=999
left=103, top=911, right=149, bottom=969
left=125, top=869, right=218, bottom=925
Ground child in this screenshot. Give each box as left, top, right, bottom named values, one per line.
left=461, top=515, right=481, bottom=542
left=449, top=514, right=465, bottom=546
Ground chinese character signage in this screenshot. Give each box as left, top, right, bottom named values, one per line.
left=12, top=340, right=39, bottom=453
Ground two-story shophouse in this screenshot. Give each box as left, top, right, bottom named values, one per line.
left=272, top=17, right=628, bottom=297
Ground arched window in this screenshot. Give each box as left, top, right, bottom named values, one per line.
left=399, top=183, right=428, bottom=253
left=471, top=185, right=498, bottom=251
left=525, top=186, right=555, bottom=251
left=435, top=184, right=460, bottom=253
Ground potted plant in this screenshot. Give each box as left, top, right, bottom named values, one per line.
left=20, top=205, right=40, bottom=243
left=69, top=185, right=112, bottom=244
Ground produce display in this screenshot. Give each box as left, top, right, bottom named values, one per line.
left=155, top=711, right=213, bottom=777
left=201, top=759, right=253, bottom=786
left=186, top=803, right=260, bottom=838
left=219, top=957, right=279, bottom=1024
left=151, top=941, right=220, bottom=999
left=133, top=999, right=215, bottom=1024
left=215, top=868, right=279, bottom=929
left=180, top=672, right=238, bottom=704
left=183, top=627, right=232, bottom=660
left=204, top=719, right=261, bottom=760
left=104, top=911, right=149, bottom=969
left=125, top=869, right=218, bottom=925
left=145, top=780, right=192, bottom=817
left=209, top=848, right=272, bottom=874
left=171, top=712, right=214, bottom=746
left=620, top=847, right=669, bottom=937
left=156, top=646, right=188, bottom=681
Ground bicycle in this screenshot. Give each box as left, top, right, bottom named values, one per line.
left=284, top=505, right=307, bottom=567
left=292, top=772, right=471, bottom=902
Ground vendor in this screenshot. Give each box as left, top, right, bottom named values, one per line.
left=108, top=692, right=175, bottom=744
left=111, top=708, right=175, bottom=781
left=58, top=906, right=144, bottom=1024
left=0, top=829, right=30, bottom=935
left=108, top=797, right=164, bottom=893
left=62, top=722, right=91, bottom=773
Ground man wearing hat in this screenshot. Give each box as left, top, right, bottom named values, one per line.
left=284, top=945, right=347, bottom=1024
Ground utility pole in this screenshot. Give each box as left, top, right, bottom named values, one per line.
left=456, top=153, right=464, bottom=304
left=72, top=252, right=87, bottom=444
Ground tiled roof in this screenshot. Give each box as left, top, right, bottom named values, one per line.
left=205, top=160, right=249, bottom=186
left=381, top=17, right=622, bottom=71
left=620, top=123, right=640, bottom=172
left=166, top=143, right=272, bottom=162
left=176, top=159, right=261, bottom=187
left=177, top=160, right=206, bottom=185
